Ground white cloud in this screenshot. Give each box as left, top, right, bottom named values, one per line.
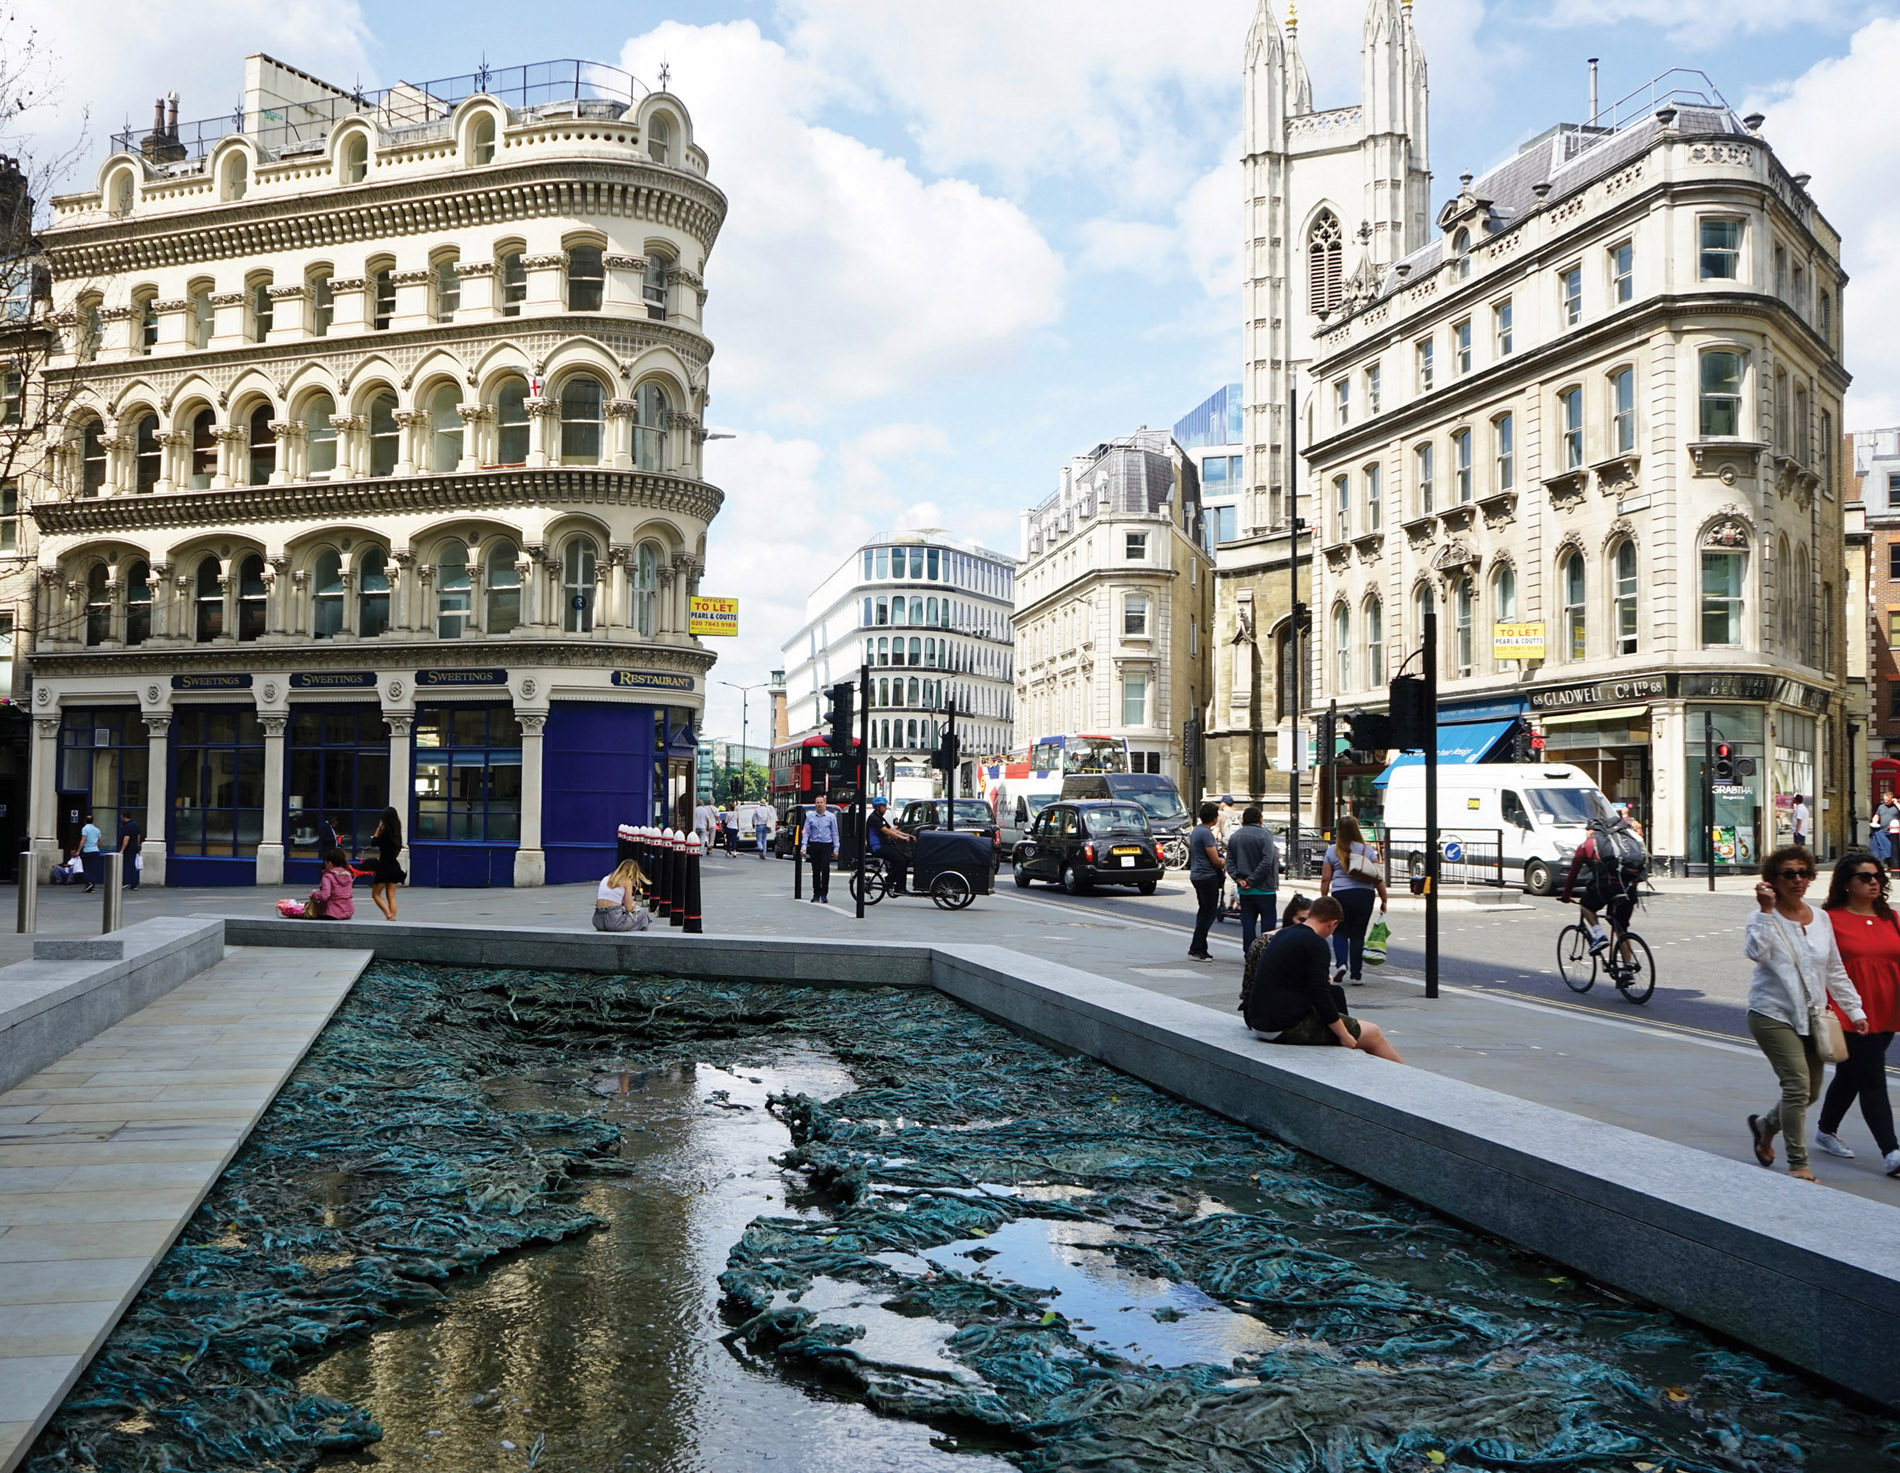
left=1750, top=15, right=1900, bottom=426
left=618, top=21, right=1063, bottom=421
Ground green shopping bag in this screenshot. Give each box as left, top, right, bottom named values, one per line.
left=1363, top=919, right=1390, bottom=966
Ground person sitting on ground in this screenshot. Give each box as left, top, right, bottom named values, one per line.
left=49, top=848, right=83, bottom=885
left=1240, top=895, right=1405, bottom=1060
left=297, top=849, right=356, bottom=920
left=867, top=795, right=915, bottom=893
left=593, top=858, right=653, bottom=933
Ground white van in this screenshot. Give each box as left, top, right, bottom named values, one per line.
left=1378, top=762, right=1613, bottom=896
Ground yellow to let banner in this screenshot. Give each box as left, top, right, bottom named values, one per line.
left=1493, top=621, right=1544, bottom=661
left=689, top=596, right=739, bottom=637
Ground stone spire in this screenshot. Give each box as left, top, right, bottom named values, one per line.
left=1283, top=2, right=1313, bottom=117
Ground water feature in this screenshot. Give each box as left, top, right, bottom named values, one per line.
left=25, top=962, right=1900, bottom=1473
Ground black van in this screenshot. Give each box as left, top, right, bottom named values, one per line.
left=1058, top=773, right=1190, bottom=867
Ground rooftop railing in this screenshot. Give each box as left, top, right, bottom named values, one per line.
left=112, top=59, right=647, bottom=165
left=1589, top=67, right=1732, bottom=134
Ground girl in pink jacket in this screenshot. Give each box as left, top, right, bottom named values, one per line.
left=305, top=850, right=355, bottom=920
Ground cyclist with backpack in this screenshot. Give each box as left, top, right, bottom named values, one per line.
left=1560, top=811, right=1647, bottom=958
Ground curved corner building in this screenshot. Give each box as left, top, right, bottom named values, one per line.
left=29, top=55, right=726, bottom=887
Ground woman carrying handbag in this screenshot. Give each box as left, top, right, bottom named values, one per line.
left=1744, top=845, right=1868, bottom=1182
left=1814, top=853, right=1900, bottom=1175
left=1318, top=815, right=1387, bottom=985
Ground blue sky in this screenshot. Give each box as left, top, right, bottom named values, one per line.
left=25, top=0, right=1900, bottom=739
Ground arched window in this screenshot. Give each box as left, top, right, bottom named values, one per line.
left=1451, top=227, right=1472, bottom=281
left=188, top=408, right=216, bottom=489
left=428, top=382, right=462, bottom=473
left=250, top=278, right=273, bottom=342
left=1776, top=534, right=1793, bottom=652
left=309, top=272, right=334, bottom=336
left=562, top=536, right=598, bottom=633
left=341, top=132, right=368, bottom=184
left=908, top=677, right=921, bottom=706
left=1700, top=524, right=1747, bottom=648
left=1613, top=541, right=1638, bottom=656
left=633, top=541, right=659, bottom=635
left=125, top=561, right=151, bottom=646
left=359, top=548, right=390, bottom=637
left=1333, top=603, right=1351, bottom=691
left=222, top=152, right=247, bottom=201
left=311, top=550, right=344, bottom=638
left=560, top=375, right=605, bottom=465
left=499, top=251, right=526, bottom=317
left=643, top=253, right=670, bottom=319
left=1560, top=551, right=1587, bottom=661
left=1414, top=582, right=1434, bottom=649
left=634, top=381, right=669, bottom=470
left=484, top=542, right=520, bottom=634
left=495, top=377, right=530, bottom=464
left=432, top=257, right=460, bottom=323
left=237, top=555, right=265, bottom=641
left=84, top=565, right=110, bottom=646
left=371, top=268, right=395, bottom=331
left=367, top=391, right=399, bottom=477
left=1308, top=211, right=1343, bottom=316
left=305, top=393, right=338, bottom=475
left=468, top=113, right=496, bottom=166
left=136, top=291, right=157, bottom=352
left=1453, top=576, right=1475, bottom=677
left=909, top=636, right=922, bottom=665
left=647, top=114, right=672, bottom=164
left=132, top=413, right=160, bottom=493
left=189, top=286, right=214, bottom=349
left=80, top=418, right=107, bottom=495
left=437, top=542, right=471, bottom=638
left=247, top=404, right=275, bottom=486
left=1796, top=543, right=1812, bottom=664
left=1363, top=596, right=1383, bottom=686
left=194, top=556, right=223, bottom=641
left=567, top=246, right=604, bottom=311
left=878, top=677, right=890, bottom=707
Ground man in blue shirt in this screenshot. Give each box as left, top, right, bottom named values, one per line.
left=78, top=813, right=103, bottom=894
left=801, top=794, right=840, bottom=903
left=1187, top=802, right=1224, bottom=962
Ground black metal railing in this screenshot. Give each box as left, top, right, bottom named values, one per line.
left=1379, top=828, right=1506, bottom=889
left=114, top=59, right=646, bottom=164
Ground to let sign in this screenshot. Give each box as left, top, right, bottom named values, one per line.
left=1492, top=622, right=1545, bottom=661
left=689, top=596, right=739, bottom=637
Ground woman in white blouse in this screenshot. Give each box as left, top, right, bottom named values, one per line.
left=1744, top=845, right=1869, bottom=1180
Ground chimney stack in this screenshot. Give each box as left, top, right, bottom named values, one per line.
left=144, top=91, right=186, bottom=165
left=1588, top=58, right=1599, bottom=127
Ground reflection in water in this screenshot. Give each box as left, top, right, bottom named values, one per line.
left=301, top=1052, right=1007, bottom=1471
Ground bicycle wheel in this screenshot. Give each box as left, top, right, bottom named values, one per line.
left=930, top=872, right=973, bottom=910
left=849, top=866, right=886, bottom=905
left=1611, top=931, right=1657, bottom=1004
left=1556, top=924, right=1597, bottom=993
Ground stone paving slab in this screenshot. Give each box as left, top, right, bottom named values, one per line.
left=0, top=945, right=372, bottom=1473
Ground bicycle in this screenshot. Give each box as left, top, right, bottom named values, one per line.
left=849, top=854, right=890, bottom=905
left=1556, top=916, right=1656, bottom=1004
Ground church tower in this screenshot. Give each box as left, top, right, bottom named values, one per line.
left=1240, top=0, right=1430, bottom=536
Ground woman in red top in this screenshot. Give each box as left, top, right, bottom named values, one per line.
left=1819, top=852, right=1900, bottom=1175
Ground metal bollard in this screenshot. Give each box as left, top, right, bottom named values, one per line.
left=793, top=823, right=804, bottom=899
left=652, top=829, right=672, bottom=920
left=16, top=850, right=36, bottom=934
left=668, top=829, right=687, bottom=928
left=682, top=834, right=703, bottom=934
left=101, top=852, right=124, bottom=934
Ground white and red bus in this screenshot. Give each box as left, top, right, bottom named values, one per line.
left=981, top=734, right=1130, bottom=843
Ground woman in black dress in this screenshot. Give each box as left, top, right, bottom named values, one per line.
left=369, top=806, right=406, bottom=921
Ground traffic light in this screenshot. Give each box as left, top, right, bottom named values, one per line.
left=824, top=681, right=855, bottom=753
left=1388, top=674, right=1431, bottom=752
left=1714, top=742, right=1735, bottom=782
left=1342, top=710, right=1394, bottom=755
left=932, top=729, right=962, bottom=775
left=1316, top=709, right=1336, bottom=762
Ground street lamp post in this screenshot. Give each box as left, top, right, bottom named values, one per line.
left=720, top=679, right=770, bottom=802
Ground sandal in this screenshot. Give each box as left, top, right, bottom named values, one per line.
left=1747, top=1114, right=1775, bottom=1168
left=1788, top=1167, right=1820, bottom=1182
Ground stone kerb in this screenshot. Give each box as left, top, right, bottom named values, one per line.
left=0, top=917, right=226, bottom=1093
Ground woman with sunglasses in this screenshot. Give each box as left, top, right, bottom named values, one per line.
left=1745, top=846, right=1869, bottom=1181
left=1814, top=853, right=1900, bottom=1175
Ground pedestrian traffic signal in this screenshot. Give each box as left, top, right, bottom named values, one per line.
left=824, top=681, right=855, bottom=753
left=1316, top=709, right=1336, bottom=761
left=1714, top=742, right=1734, bottom=782
left=1388, top=674, right=1431, bottom=752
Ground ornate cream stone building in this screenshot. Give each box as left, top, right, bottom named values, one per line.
left=27, top=55, right=725, bottom=887
left=1304, top=91, right=1852, bottom=873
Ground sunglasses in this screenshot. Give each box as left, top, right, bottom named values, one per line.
left=1853, top=871, right=1888, bottom=884
left=1777, top=868, right=1816, bottom=881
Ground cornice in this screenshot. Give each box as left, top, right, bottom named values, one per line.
left=32, top=466, right=724, bottom=535
left=43, top=159, right=730, bottom=279
left=29, top=638, right=717, bottom=682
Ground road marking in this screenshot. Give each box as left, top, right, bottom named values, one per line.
left=992, top=889, right=1248, bottom=950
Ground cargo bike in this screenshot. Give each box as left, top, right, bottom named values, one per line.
left=850, top=828, right=995, bottom=910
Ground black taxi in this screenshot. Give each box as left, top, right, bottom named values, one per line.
left=897, top=798, right=1002, bottom=859
left=1009, top=800, right=1162, bottom=895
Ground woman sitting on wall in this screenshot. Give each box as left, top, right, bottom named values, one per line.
left=594, top=858, right=653, bottom=933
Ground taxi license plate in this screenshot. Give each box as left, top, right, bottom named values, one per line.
left=1112, top=846, right=1142, bottom=855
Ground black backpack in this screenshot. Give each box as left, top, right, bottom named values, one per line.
left=1588, top=816, right=1647, bottom=890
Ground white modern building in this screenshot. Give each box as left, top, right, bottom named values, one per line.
left=28, top=54, right=727, bottom=887
left=1174, top=383, right=1245, bottom=551
left=779, top=530, right=1016, bottom=793
left=1013, top=430, right=1212, bottom=788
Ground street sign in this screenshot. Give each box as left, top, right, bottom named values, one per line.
left=1443, top=840, right=1464, bottom=863
left=689, top=596, right=739, bottom=637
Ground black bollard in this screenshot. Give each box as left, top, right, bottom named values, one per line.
left=793, top=820, right=803, bottom=900
left=668, top=828, right=687, bottom=927
left=652, top=829, right=672, bottom=920
left=682, top=833, right=704, bottom=934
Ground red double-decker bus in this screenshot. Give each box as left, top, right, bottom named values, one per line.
left=769, top=731, right=862, bottom=818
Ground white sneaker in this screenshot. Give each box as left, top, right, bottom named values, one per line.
left=1587, top=931, right=1608, bottom=954
left=1814, top=1131, right=1856, bottom=1159
left=1885, top=1149, right=1900, bottom=1178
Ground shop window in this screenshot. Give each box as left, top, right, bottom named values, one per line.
left=412, top=706, right=523, bottom=844
left=125, top=561, right=150, bottom=645
left=171, top=707, right=264, bottom=859
left=311, top=550, right=344, bottom=638
left=58, top=709, right=149, bottom=854
left=632, top=541, right=660, bottom=635
left=567, top=245, right=604, bottom=311
left=367, top=391, right=399, bottom=477
left=563, top=536, right=599, bottom=632
left=635, top=381, right=669, bottom=471
left=359, top=547, right=390, bottom=637
left=437, top=542, right=471, bottom=638
left=132, top=413, right=161, bottom=492
left=484, top=542, right=519, bottom=634
left=1613, top=541, right=1638, bottom=656
left=305, top=394, right=338, bottom=475
left=560, top=375, right=605, bottom=465
left=495, top=376, right=530, bottom=464
left=286, top=707, right=389, bottom=869
left=428, top=382, right=462, bottom=472
left=236, top=555, right=265, bottom=641
left=84, top=564, right=109, bottom=646
left=1890, top=684, right=1900, bottom=720
left=247, top=404, right=275, bottom=485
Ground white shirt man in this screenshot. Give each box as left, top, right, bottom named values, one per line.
left=1791, top=797, right=1811, bottom=848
